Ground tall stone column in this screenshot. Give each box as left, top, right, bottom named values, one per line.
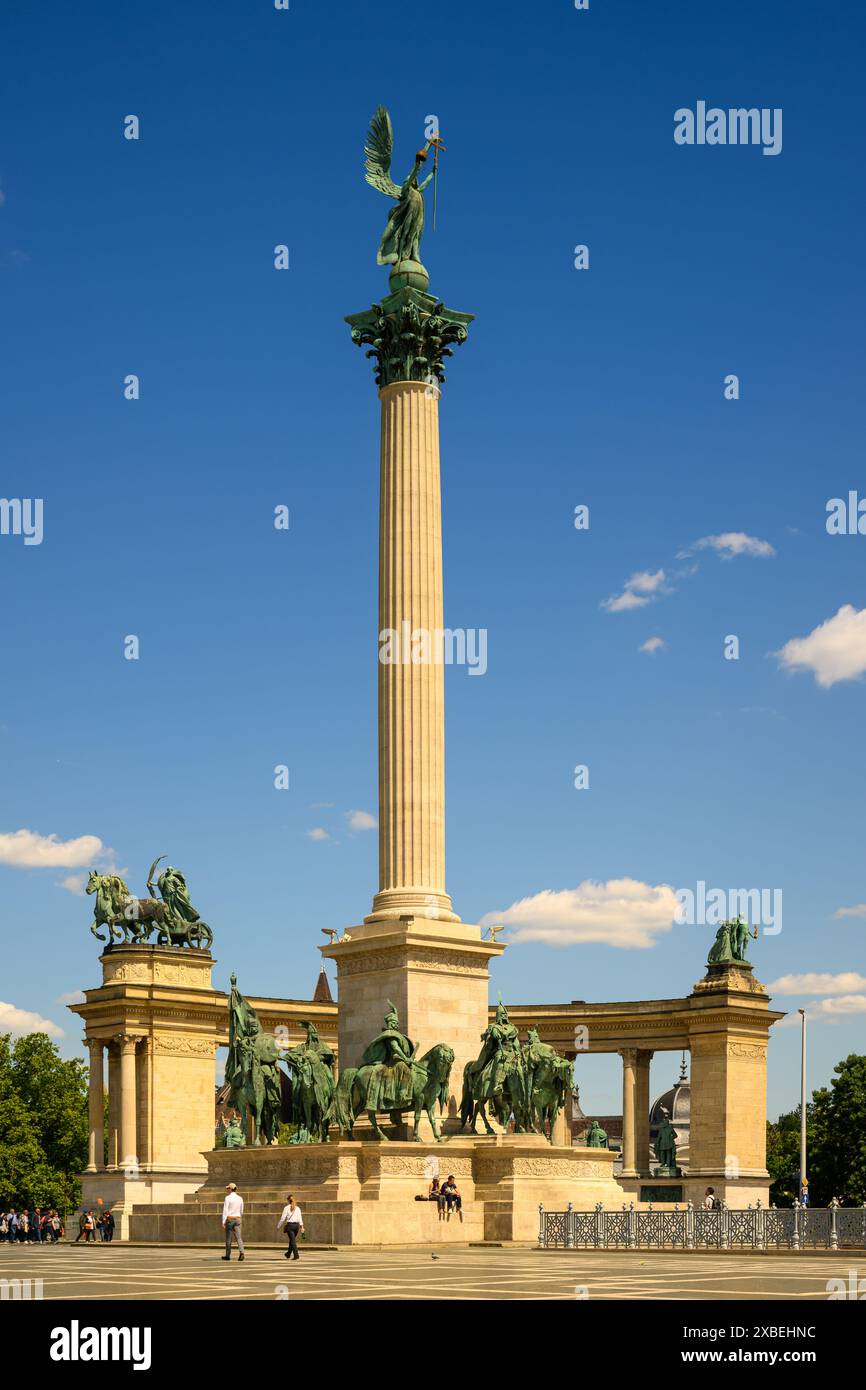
left=117, top=1032, right=140, bottom=1169
left=635, top=1049, right=653, bottom=1174
left=620, top=1047, right=638, bottom=1178
left=371, top=380, right=452, bottom=920
left=85, top=1038, right=104, bottom=1172
left=347, top=284, right=473, bottom=926
left=330, top=278, right=501, bottom=1126
left=107, top=1043, right=121, bottom=1169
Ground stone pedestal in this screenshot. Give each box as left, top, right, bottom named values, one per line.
left=321, top=916, right=503, bottom=1134
left=687, top=960, right=776, bottom=1205
left=129, top=1136, right=625, bottom=1246
left=69, top=945, right=222, bottom=1237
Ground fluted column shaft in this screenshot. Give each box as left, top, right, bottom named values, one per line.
left=368, top=379, right=457, bottom=923
left=118, top=1033, right=140, bottom=1169
left=636, top=1049, right=654, bottom=1173
left=620, top=1047, right=638, bottom=1177
left=86, top=1039, right=104, bottom=1172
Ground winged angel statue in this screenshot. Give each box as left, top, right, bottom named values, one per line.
left=365, top=106, right=435, bottom=269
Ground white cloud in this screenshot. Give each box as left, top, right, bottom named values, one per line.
left=480, top=878, right=680, bottom=949
left=56, top=990, right=85, bottom=1006
left=306, top=828, right=330, bottom=841
left=628, top=569, right=667, bottom=594
left=768, top=972, right=866, bottom=996
left=776, top=604, right=866, bottom=688
left=834, top=903, right=866, bottom=921
left=0, top=1000, right=63, bottom=1038
left=347, top=810, right=377, bottom=831
left=777, top=994, right=866, bottom=1025
left=639, top=637, right=666, bottom=655
left=57, top=873, right=88, bottom=896
left=0, top=828, right=106, bottom=869
left=602, top=589, right=650, bottom=613
left=601, top=569, right=666, bottom=614
left=678, top=532, right=776, bottom=560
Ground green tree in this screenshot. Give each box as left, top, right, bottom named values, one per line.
left=767, top=1107, right=806, bottom=1206
left=808, top=1054, right=866, bottom=1206
left=0, top=1033, right=88, bottom=1213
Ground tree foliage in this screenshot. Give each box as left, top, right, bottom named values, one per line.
left=767, top=1054, right=866, bottom=1207
left=809, top=1054, right=866, bottom=1206
left=0, top=1033, right=88, bottom=1212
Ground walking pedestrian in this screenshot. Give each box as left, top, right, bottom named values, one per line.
left=276, top=1193, right=304, bottom=1260
left=220, top=1183, right=245, bottom=1262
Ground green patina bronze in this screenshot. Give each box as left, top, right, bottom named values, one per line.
left=707, top=914, right=753, bottom=966
left=334, top=1001, right=454, bottom=1142
left=282, top=1022, right=336, bottom=1144
left=460, top=1001, right=532, bottom=1137
left=87, top=858, right=212, bottom=949
left=523, top=1026, right=574, bottom=1144
left=223, top=1115, right=246, bottom=1149
left=347, top=106, right=473, bottom=389
left=226, top=974, right=284, bottom=1146
left=653, top=1106, right=678, bottom=1176
left=365, top=105, right=434, bottom=288
left=585, top=1119, right=609, bottom=1149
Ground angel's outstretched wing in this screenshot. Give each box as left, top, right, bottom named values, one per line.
left=364, top=106, right=402, bottom=199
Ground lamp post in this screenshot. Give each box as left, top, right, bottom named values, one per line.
left=798, top=1008, right=807, bottom=1203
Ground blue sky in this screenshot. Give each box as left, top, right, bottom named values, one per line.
left=1, top=0, right=864, bottom=1117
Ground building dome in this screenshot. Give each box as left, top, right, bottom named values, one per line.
left=648, top=1055, right=690, bottom=1168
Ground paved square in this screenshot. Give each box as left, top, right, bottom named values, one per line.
left=0, top=1244, right=849, bottom=1300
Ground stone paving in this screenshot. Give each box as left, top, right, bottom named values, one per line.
left=0, top=1243, right=850, bottom=1300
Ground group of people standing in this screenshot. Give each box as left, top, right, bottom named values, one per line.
left=0, top=1208, right=65, bottom=1242
left=73, top=1209, right=115, bottom=1242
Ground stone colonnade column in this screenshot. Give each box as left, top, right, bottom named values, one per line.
left=85, top=1038, right=104, bottom=1172
left=370, top=380, right=455, bottom=923
left=620, top=1047, right=638, bottom=1177
left=635, top=1049, right=653, bottom=1174
left=117, top=1032, right=140, bottom=1169
left=107, top=1044, right=121, bottom=1169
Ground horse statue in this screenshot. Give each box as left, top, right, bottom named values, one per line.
left=459, top=1001, right=531, bottom=1137
left=86, top=860, right=213, bottom=949
left=225, top=974, right=284, bottom=1146
left=282, top=1022, right=336, bottom=1143
left=334, top=1036, right=455, bottom=1142
left=86, top=871, right=168, bottom=945
left=523, top=1033, right=573, bottom=1142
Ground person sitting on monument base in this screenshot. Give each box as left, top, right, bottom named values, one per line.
left=441, top=1175, right=463, bottom=1221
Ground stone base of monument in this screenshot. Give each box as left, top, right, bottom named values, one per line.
left=128, top=1136, right=625, bottom=1245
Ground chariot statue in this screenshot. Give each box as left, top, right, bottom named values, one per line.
left=86, top=856, right=212, bottom=949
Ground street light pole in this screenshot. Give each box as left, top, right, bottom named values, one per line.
left=798, top=1008, right=807, bottom=1202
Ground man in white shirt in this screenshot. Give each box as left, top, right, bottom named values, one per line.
left=221, top=1183, right=245, bottom=1261
left=276, top=1193, right=304, bottom=1260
